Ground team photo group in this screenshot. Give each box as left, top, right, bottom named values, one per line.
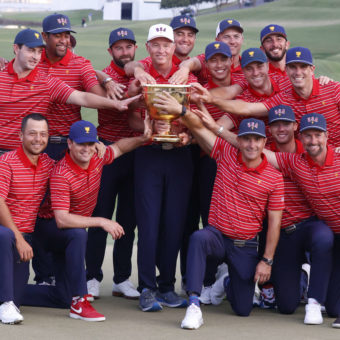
left=0, top=10, right=340, bottom=332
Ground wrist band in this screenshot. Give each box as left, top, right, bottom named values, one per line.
left=180, top=105, right=187, bottom=117
left=217, top=125, right=224, bottom=136
left=102, top=77, right=112, bottom=86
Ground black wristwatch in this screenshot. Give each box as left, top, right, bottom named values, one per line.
left=180, top=105, right=187, bottom=116
left=261, top=257, right=273, bottom=266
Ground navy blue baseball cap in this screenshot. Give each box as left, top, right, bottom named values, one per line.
left=42, top=14, right=76, bottom=34
left=216, top=18, right=243, bottom=37
left=14, top=29, right=45, bottom=48
left=268, top=105, right=296, bottom=124
left=170, top=15, right=199, bottom=33
left=241, top=48, right=267, bottom=68
left=260, top=24, right=287, bottom=43
left=238, top=118, right=266, bottom=138
left=286, top=47, right=313, bottom=66
left=69, top=120, right=99, bottom=144
left=205, top=41, right=231, bottom=60
left=300, top=113, right=327, bottom=133
left=109, top=27, right=136, bottom=47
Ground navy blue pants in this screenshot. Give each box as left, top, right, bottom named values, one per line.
left=135, top=145, right=193, bottom=293
left=32, top=141, right=67, bottom=284
left=0, top=226, right=32, bottom=307
left=187, top=226, right=258, bottom=316
left=22, top=218, right=87, bottom=308
left=325, top=234, right=340, bottom=317
left=86, top=148, right=136, bottom=284
left=272, top=218, right=333, bottom=314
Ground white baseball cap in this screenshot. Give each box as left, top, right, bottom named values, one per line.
left=147, top=23, right=174, bottom=42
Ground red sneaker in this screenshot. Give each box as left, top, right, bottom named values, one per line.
left=69, top=298, right=105, bottom=321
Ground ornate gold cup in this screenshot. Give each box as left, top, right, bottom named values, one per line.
left=143, top=84, right=191, bottom=143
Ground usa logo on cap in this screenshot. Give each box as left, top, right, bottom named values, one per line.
left=248, top=121, right=258, bottom=130
left=307, top=116, right=318, bottom=124
left=57, top=17, right=68, bottom=26
left=117, top=30, right=128, bottom=37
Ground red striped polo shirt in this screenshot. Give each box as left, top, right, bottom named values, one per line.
left=97, top=61, right=135, bottom=142
left=0, top=147, right=54, bottom=233
left=263, top=79, right=340, bottom=147
left=49, top=147, right=115, bottom=217
left=0, top=60, right=74, bottom=150
left=276, top=146, right=340, bottom=233
left=269, top=139, right=314, bottom=228
left=208, top=138, right=284, bottom=240
left=38, top=49, right=99, bottom=136
left=268, top=63, right=291, bottom=92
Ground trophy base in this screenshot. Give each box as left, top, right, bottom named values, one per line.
left=152, top=134, right=180, bottom=143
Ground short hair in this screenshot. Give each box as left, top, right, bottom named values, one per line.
left=21, top=113, right=49, bottom=132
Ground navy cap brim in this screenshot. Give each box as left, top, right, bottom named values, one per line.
left=300, top=126, right=326, bottom=133
left=261, top=32, right=286, bottom=43
left=24, top=41, right=45, bottom=48
left=71, top=137, right=99, bottom=144
left=238, top=131, right=266, bottom=138
left=286, top=59, right=313, bottom=66
left=206, top=51, right=231, bottom=60
left=241, top=59, right=267, bottom=68
left=45, top=28, right=76, bottom=34
left=173, top=25, right=198, bottom=33
left=269, top=117, right=296, bottom=124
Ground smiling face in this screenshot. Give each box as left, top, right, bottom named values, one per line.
left=300, top=129, right=328, bottom=159
left=237, top=134, right=266, bottom=163
left=146, top=37, right=175, bottom=68
left=14, top=44, right=44, bottom=71
left=286, top=62, right=315, bottom=90
left=42, top=31, right=70, bottom=59
left=269, top=120, right=297, bottom=145
left=67, top=140, right=96, bottom=168
left=109, top=39, right=137, bottom=67
left=173, top=27, right=196, bottom=58
left=216, top=28, right=243, bottom=57
left=242, top=61, right=269, bottom=90
left=261, top=34, right=289, bottom=62
left=206, top=53, right=231, bottom=82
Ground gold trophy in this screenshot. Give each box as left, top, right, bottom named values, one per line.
left=143, top=84, right=191, bottom=143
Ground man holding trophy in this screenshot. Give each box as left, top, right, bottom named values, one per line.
left=129, top=23, right=197, bottom=312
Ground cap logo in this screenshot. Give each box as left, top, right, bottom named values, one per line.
left=307, top=116, right=318, bottom=124
left=180, top=17, right=191, bottom=24
left=156, top=26, right=166, bottom=32
left=228, top=20, right=233, bottom=24
left=296, top=51, right=301, bottom=58
left=57, top=17, right=68, bottom=26
left=248, top=122, right=258, bottom=130
left=249, top=51, right=254, bottom=57
left=117, top=30, right=128, bottom=37
left=85, top=126, right=90, bottom=133
left=269, top=26, right=275, bottom=31
left=274, top=108, right=285, bottom=116
left=35, top=33, right=40, bottom=39
left=214, top=43, right=220, bottom=49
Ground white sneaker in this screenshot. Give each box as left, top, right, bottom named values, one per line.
left=304, top=298, right=323, bottom=325
left=210, top=274, right=228, bottom=305
left=0, top=301, right=24, bottom=324
left=215, top=263, right=229, bottom=280
left=87, top=278, right=100, bottom=300
left=199, top=286, right=212, bottom=305
left=112, top=280, right=140, bottom=299
left=181, top=304, right=203, bottom=330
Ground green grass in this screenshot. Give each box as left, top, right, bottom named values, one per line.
left=0, top=0, right=339, bottom=122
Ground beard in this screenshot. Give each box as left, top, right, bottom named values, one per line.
left=113, top=55, right=133, bottom=68
left=264, top=49, right=286, bottom=62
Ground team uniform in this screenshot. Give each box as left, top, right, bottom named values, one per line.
left=0, top=147, right=54, bottom=307
left=22, top=147, right=115, bottom=308
left=134, top=61, right=197, bottom=296
left=263, top=80, right=340, bottom=147
left=0, top=61, right=74, bottom=151
left=186, top=138, right=284, bottom=316
left=275, top=147, right=340, bottom=316
left=86, top=61, right=137, bottom=289
left=270, top=140, right=333, bottom=313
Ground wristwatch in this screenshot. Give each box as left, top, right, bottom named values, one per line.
left=180, top=105, right=187, bottom=117
left=102, top=77, right=112, bottom=86
left=261, top=257, right=273, bottom=266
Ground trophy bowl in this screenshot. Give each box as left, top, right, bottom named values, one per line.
left=143, top=84, right=191, bottom=143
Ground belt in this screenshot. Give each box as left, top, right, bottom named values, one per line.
left=49, top=136, right=68, bottom=144
left=232, top=238, right=258, bottom=248
left=283, top=216, right=316, bottom=235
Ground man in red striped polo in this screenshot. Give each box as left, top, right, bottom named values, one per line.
left=22, top=119, right=151, bottom=321
left=194, top=46, right=340, bottom=147
left=0, top=114, right=53, bottom=324
left=86, top=28, right=140, bottom=301
left=153, top=93, right=284, bottom=328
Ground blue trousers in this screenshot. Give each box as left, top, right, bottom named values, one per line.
left=0, top=226, right=32, bottom=307
left=21, top=218, right=87, bottom=308
left=325, top=235, right=340, bottom=317
left=272, top=218, right=334, bottom=314
left=135, top=145, right=193, bottom=293
left=187, top=226, right=258, bottom=316
left=86, top=148, right=136, bottom=284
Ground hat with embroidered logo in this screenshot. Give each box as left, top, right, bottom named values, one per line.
left=205, top=41, right=231, bottom=60
left=238, top=118, right=266, bottom=138
left=260, top=24, right=287, bottom=43
left=42, top=13, right=76, bottom=34
left=216, top=18, right=243, bottom=37
left=69, top=120, right=99, bottom=144
left=268, top=105, right=296, bottom=124
left=241, top=48, right=267, bottom=68
left=300, top=113, right=327, bottom=132
left=14, top=29, right=45, bottom=48
left=147, top=23, right=174, bottom=42
left=109, top=27, right=136, bottom=47
left=170, top=15, right=199, bottom=33
left=286, top=47, right=313, bottom=66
